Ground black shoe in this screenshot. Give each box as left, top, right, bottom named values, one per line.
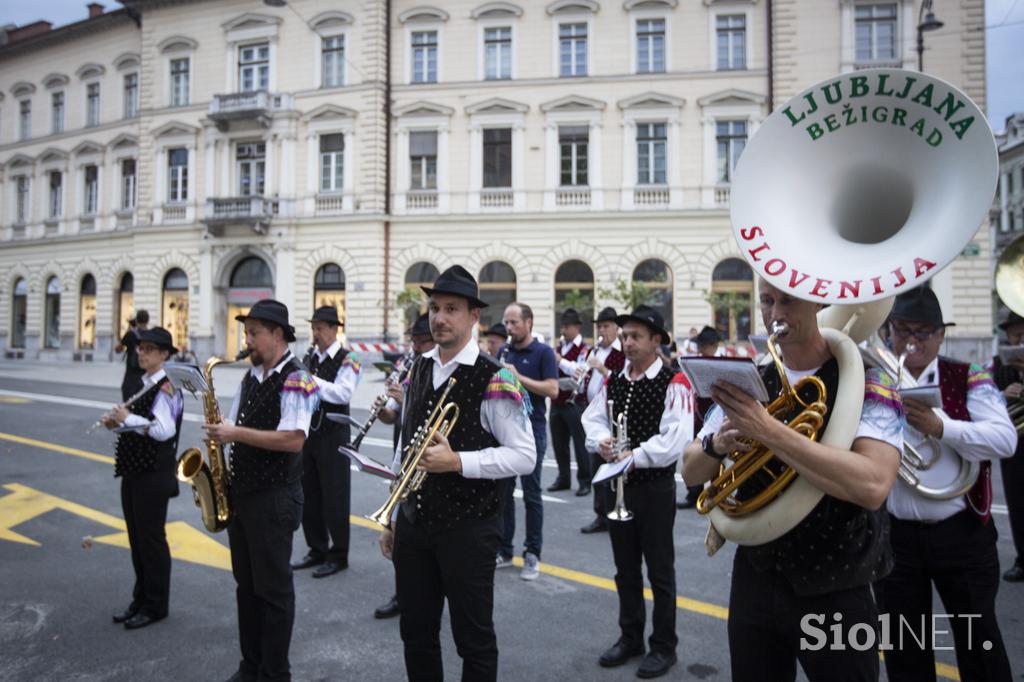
left=374, top=595, right=399, bottom=619
left=312, top=561, right=348, bottom=578
left=547, top=479, right=570, bottom=492
left=123, top=612, right=165, bottom=630
left=1004, top=561, right=1024, bottom=582
left=580, top=517, right=608, bottom=534
left=636, top=651, right=677, bottom=679
left=291, top=552, right=325, bottom=570
left=112, top=606, right=138, bottom=624
left=575, top=484, right=592, bottom=497
left=599, top=639, right=645, bottom=668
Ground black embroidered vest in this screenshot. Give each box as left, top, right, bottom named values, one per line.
left=303, top=346, right=350, bottom=435
left=230, top=357, right=304, bottom=493
left=400, top=354, right=501, bottom=530
left=607, top=364, right=677, bottom=484
left=114, top=377, right=182, bottom=478
left=738, top=358, right=894, bottom=597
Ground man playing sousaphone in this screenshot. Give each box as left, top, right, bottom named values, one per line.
left=683, top=279, right=904, bottom=681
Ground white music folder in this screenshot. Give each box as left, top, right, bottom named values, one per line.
left=593, top=455, right=634, bottom=484
left=339, top=446, right=397, bottom=480
left=164, top=362, right=209, bottom=397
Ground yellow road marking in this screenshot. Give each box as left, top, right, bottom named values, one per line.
left=0, top=432, right=115, bottom=465
left=0, top=396, right=30, bottom=404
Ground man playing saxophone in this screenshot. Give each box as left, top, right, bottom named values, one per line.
left=377, top=265, right=536, bottom=682
left=991, top=308, right=1024, bottom=583
left=682, top=279, right=904, bottom=682
left=101, top=326, right=183, bottom=630
left=203, top=299, right=319, bottom=682
left=580, top=305, right=694, bottom=679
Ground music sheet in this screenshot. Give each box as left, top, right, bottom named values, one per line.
left=593, top=455, right=634, bottom=484
left=339, top=446, right=397, bottom=480
left=679, top=357, right=771, bottom=402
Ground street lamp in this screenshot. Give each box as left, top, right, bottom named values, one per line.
left=916, top=0, right=944, bottom=72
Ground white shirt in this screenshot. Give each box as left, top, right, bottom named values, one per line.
left=122, top=368, right=184, bottom=442
left=227, top=350, right=318, bottom=436
left=557, top=334, right=585, bottom=375
left=310, top=340, right=360, bottom=406
left=581, top=357, right=695, bottom=468
left=576, top=338, right=623, bottom=404
left=887, top=357, right=1017, bottom=522
left=389, top=338, right=537, bottom=480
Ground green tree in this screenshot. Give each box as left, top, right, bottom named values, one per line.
left=599, top=277, right=654, bottom=311
left=557, top=288, right=594, bottom=316
left=394, top=285, right=426, bottom=326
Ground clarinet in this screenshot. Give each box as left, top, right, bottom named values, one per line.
left=572, top=346, right=593, bottom=398
left=498, top=335, right=512, bottom=364
left=351, top=350, right=415, bottom=451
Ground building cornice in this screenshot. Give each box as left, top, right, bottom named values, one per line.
left=0, top=10, right=134, bottom=62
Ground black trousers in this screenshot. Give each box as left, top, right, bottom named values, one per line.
left=227, top=483, right=303, bottom=682
left=608, top=474, right=677, bottom=654
left=591, top=452, right=612, bottom=517
left=1001, top=453, right=1024, bottom=564
left=728, top=549, right=880, bottom=682
left=394, top=513, right=501, bottom=682
left=300, top=427, right=350, bottom=563
left=120, top=471, right=174, bottom=618
left=549, top=402, right=590, bottom=485
left=874, top=511, right=1012, bottom=682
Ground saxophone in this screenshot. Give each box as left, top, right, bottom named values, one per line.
left=176, top=349, right=250, bottom=533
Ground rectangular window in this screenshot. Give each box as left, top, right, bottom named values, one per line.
left=559, top=23, right=587, bottom=77
left=855, top=3, right=897, bottom=62
left=123, top=73, right=139, bottom=118
left=484, top=27, right=512, bottom=80
left=322, top=35, right=345, bottom=88
left=15, top=177, right=30, bottom=223
left=84, top=165, right=99, bottom=215
left=170, top=58, right=190, bottom=106
left=636, top=18, right=666, bottom=74
left=716, top=14, right=746, bottom=70
left=86, top=83, right=100, bottom=127
left=168, top=148, right=188, bottom=202
left=409, top=130, right=438, bottom=190
left=48, top=171, right=62, bottom=219
left=482, top=128, right=512, bottom=188
left=319, top=134, right=345, bottom=192
left=121, top=159, right=137, bottom=210
left=19, top=100, right=31, bottom=140
left=559, top=125, right=589, bottom=187
left=236, top=142, right=266, bottom=196
left=411, top=30, right=438, bottom=83
left=238, top=43, right=270, bottom=92
left=51, top=92, right=64, bottom=134
left=716, top=120, right=747, bottom=183
left=636, top=122, right=667, bottom=185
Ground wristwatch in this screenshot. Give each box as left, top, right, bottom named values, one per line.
left=702, top=433, right=727, bottom=460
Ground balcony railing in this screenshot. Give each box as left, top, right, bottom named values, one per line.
left=634, top=186, right=670, bottom=208
left=714, top=185, right=731, bottom=206
left=556, top=187, right=591, bottom=208
left=480, top=188, right=514, bottom=209
left=315, top=194, right=346, bottom=215
left=163, top=204, right=188, bottom=223
left=407, top=190, right=439, bottom=210
left=202, top=197, right=272, bottom=231
left=115, top=209, right=135, bottom=228
left=79, top=216, right=96, bottom=233
left=208, top=91, right=293, bottom=130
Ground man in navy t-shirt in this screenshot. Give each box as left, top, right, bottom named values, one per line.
left=498, top=302, right=559, bottom=581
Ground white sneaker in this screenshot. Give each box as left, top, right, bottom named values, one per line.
left=495, top=553, right=514, bottom=569
left=520, top=552, right=540, bottom=581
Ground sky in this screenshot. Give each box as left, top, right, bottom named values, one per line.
left=3, top=0, right=1024, bottom=132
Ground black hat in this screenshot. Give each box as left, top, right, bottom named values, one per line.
left=888, top=287, right=954, bottom=329
left=999, top=310, right=1024, bottom=331
left=407, top=313, right=432, bottom=338
left=132, top=309, right=149, bottom=324
left=307, top=306, right=341, bottom=326
left=138, top=326, right=178, bottom=356
left=695, top=325, right=721, bottom=346
left=421, top=265, right=488, bottom=308
left=559, top=308, right=582, bottom=326
left=596, top=307, right=618, bottom=323
left=235, top=299, right=297, bottom=342
left=615, top=305, right=669, bottom=343
left=484, top=322, right=508, bottom=339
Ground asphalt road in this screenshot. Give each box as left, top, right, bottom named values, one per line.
left=0, top=374, right=1021, bottom=681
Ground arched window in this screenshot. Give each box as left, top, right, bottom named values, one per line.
left=162, top=268, right=189, bottom=351
left=402, top=262, right=440, bottom=327
left=11, top=278, right=27, bottom=349
left=227, top=257, right=274, bottom=356
left=711, top=258, right=754, bottom=341
left=478, top=261, right=517, bottom=329
left=314, top=263, right=346, bottom=322
left=230, top=257, right=273, bottom=288
left=554, top=259, right=595, bottom=342
left=116, top=272, right=134, bottom=341
left=45, top=276, right=61, bottom=349
left=632, top=258, right=673, bottom=335
left=79, top=274, right=97, bottom=349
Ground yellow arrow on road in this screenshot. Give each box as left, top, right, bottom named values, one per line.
left=0, top=482, right=231, bottom=570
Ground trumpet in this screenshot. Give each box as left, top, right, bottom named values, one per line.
left=571, top=347, right=593, bottom=398
left=606, top=400, right=634, bottom=522
left=87, top=383, right=153, bottom=434
left=366, top=377, right=460, bottom=530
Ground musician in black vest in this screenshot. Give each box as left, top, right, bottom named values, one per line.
left=292, top=306, right=360, bottom=579
left=992, top=308, right=1024, bottom=582
left=678, top=326, right=721, bottom=510
left=874, top=288, right=1015, bottom=682
left=115, top=309, right=148, bottom=401
left=683, top=278, right=904, bottom=682
left=204, top=299, right=319, bottom=682
left=551, top=308, right=592, bottom=495
left=102, top=326, right=183, bottom=630
left=482, top=321, right=508, bottom=359
left=581, top=305, right=694, bottom=679
left=377, top=265, right=536, bottom=682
